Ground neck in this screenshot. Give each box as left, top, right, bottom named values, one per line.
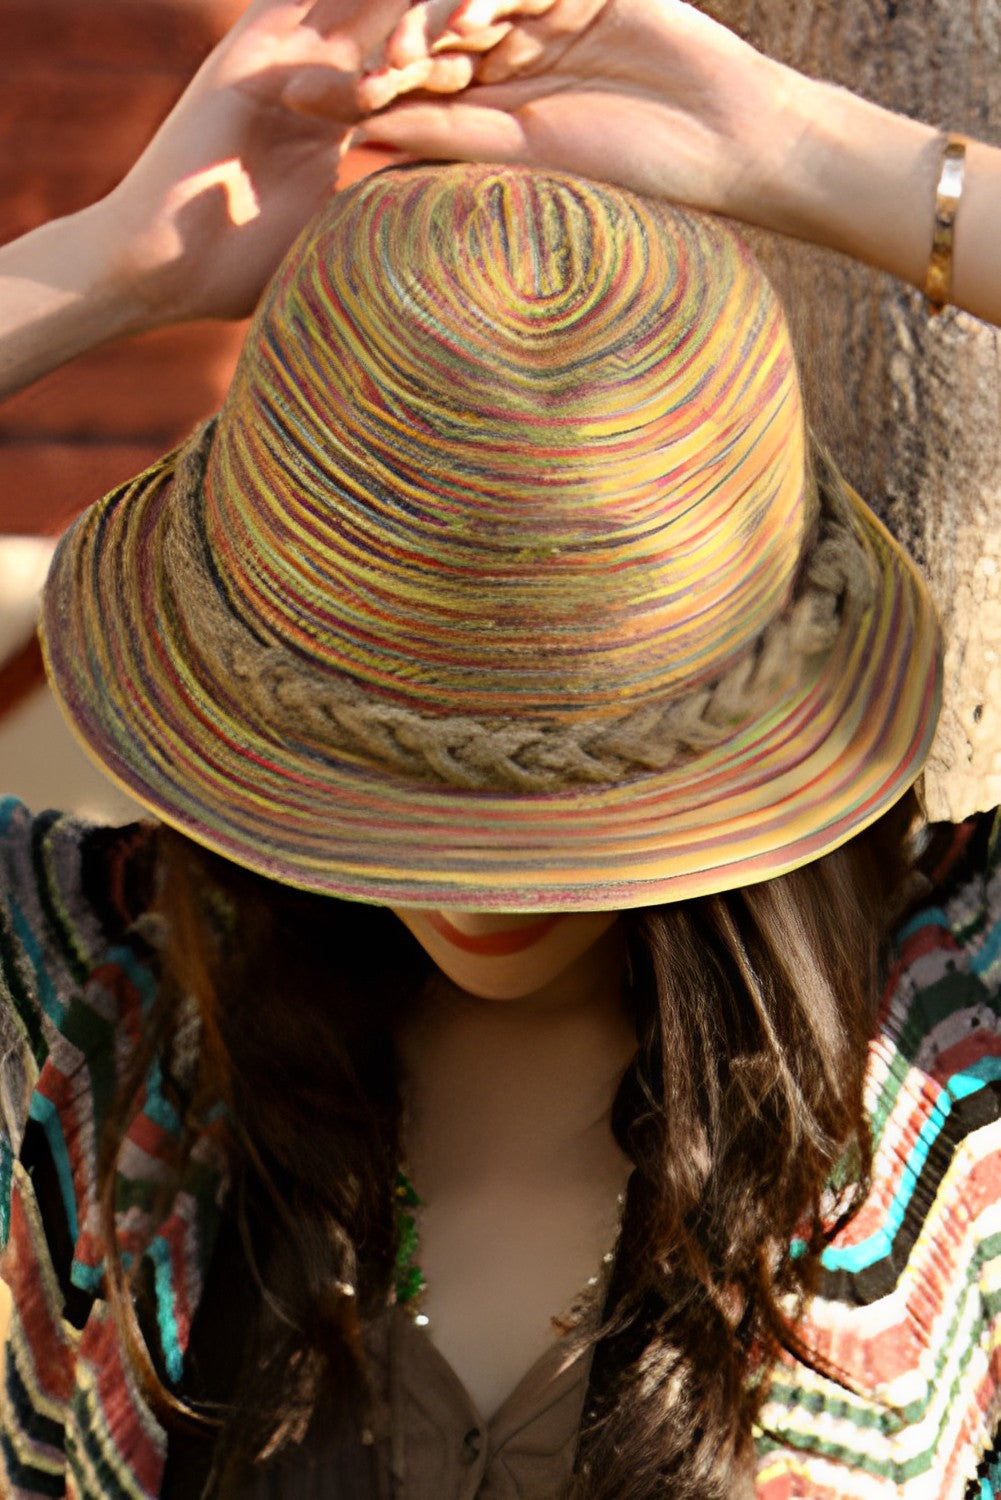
left=397, top=922, right=636, bottom=1197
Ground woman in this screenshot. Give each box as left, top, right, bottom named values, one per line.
left=0, top=3, right=999, bottom=1498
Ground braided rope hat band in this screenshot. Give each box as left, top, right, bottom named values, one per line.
left=41, top=165, right=942, bottom=911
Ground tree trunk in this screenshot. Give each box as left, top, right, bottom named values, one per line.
left=701, top=0, right=1001, bottom=821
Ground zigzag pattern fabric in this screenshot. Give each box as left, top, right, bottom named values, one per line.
left=756, top=810, right=1001, bottom=1497
left=1, top=797, right=1001, bottom=1497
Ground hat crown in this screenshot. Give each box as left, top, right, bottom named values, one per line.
left=202, top=165, right=807, bottom=722
left=43, top=163, right=942, bottom=906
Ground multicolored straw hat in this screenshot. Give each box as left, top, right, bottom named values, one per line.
left=41, top=164, right=941, bottom=911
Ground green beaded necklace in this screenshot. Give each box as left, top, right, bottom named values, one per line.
left=393, top=1169, right=428, bottom=1316
left=391, top=1167, right=627, bottom=1332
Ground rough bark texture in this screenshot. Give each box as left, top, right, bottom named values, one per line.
left=701, top=0, right=1001, bottom=820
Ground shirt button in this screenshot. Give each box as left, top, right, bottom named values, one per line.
left=462, top=1428, right=483, bottom=1464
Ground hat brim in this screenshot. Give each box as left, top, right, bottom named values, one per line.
left=41, top=441, right=941, bottom=912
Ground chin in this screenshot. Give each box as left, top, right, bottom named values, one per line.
left=435, top=960, right=565, bottom=1003
left=393, top=909, right=622, bottom=1003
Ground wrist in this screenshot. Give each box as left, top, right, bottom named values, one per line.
left=80, top=200, right=172, bottom=339
left=81, top=189, right=197, bottom=337
left=749, top=69, right=942, bottom=287
left=0, top=206, right=161, bottom=402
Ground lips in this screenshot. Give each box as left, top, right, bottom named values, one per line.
left=425, top=913, right=562, bottom=956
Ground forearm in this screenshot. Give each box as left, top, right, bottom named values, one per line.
left=748, top=69, right=1001, bottom=323
left=0, top=205, right=152, bottom=403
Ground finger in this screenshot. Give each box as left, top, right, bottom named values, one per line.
left=367, top=0, right=502, bottom=73
left=354, top=96, right=534, bottom=160
left=304, top=0, right=433, bottom=69
left=449, top=0, right=556, bottom=32
left=359, top=58, right=434, bottom=111
left=376, top=0, right=547, bottom=66
left=369, top=12, right=511, bottom=69
left=382, top=0, right=463, bottom=67
left=280, top=0, right=425, bottom=113
left=429, top=21, right=513, bottom=57
left=474, top=0, right=604, bottom=82
left=476, top=24, right=547, bottom=82
left=414, top=53, right=481, bottom=93
left=358, top=52, right=478, bottom=110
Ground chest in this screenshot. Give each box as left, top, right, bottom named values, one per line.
left=403, top=1176, right=622, bottom=1420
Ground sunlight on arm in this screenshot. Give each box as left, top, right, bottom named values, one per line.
left=169, top=158, right=260, bottom=228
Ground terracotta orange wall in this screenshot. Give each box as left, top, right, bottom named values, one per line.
left=1, top=0, right=250, bottom=537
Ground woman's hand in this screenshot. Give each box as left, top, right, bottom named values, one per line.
left=289, top=0, right=798, bottom=222
left=97, top=0, right=428, bottom=326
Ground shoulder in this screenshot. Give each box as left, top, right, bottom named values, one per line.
left=881, top=806, right=1001, bottom=1081
left=0, top=806, right=181, bottom=1498
left=756, top=809, right=1001, bottom=1497
left=0, top=799, right=161, bottom=1240
left=0, top=796, right=160, bottom=998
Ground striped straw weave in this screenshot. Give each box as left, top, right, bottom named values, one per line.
left=40, top=164, right=942, bottom=909
left=205, top=165, right=805, bottom=715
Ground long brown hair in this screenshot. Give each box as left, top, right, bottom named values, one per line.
left=98, top=792, right=919, bottom=1496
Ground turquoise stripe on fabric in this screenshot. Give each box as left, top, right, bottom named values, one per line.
left=822, top=1057, right=1001, bottom=1273
left=27, top=1091, right=79, bottom=1242
left=71, top=1260, right=105, bottom=1294
left=99, top=944, right=178, bottom=1132
left=103, top=943, right=158, bottom=1013
left=952, top=1057, right=1001, bottom=1095
left=144, top=1056, right=181, bottom=1137
left=977, top=1438, right=1001, bottom=1496
left=147, top=1235, right=183, bottom=1385
left=895, top=906, right=949, bottom=943
left=71, top=1246, right=139, bottom=1296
